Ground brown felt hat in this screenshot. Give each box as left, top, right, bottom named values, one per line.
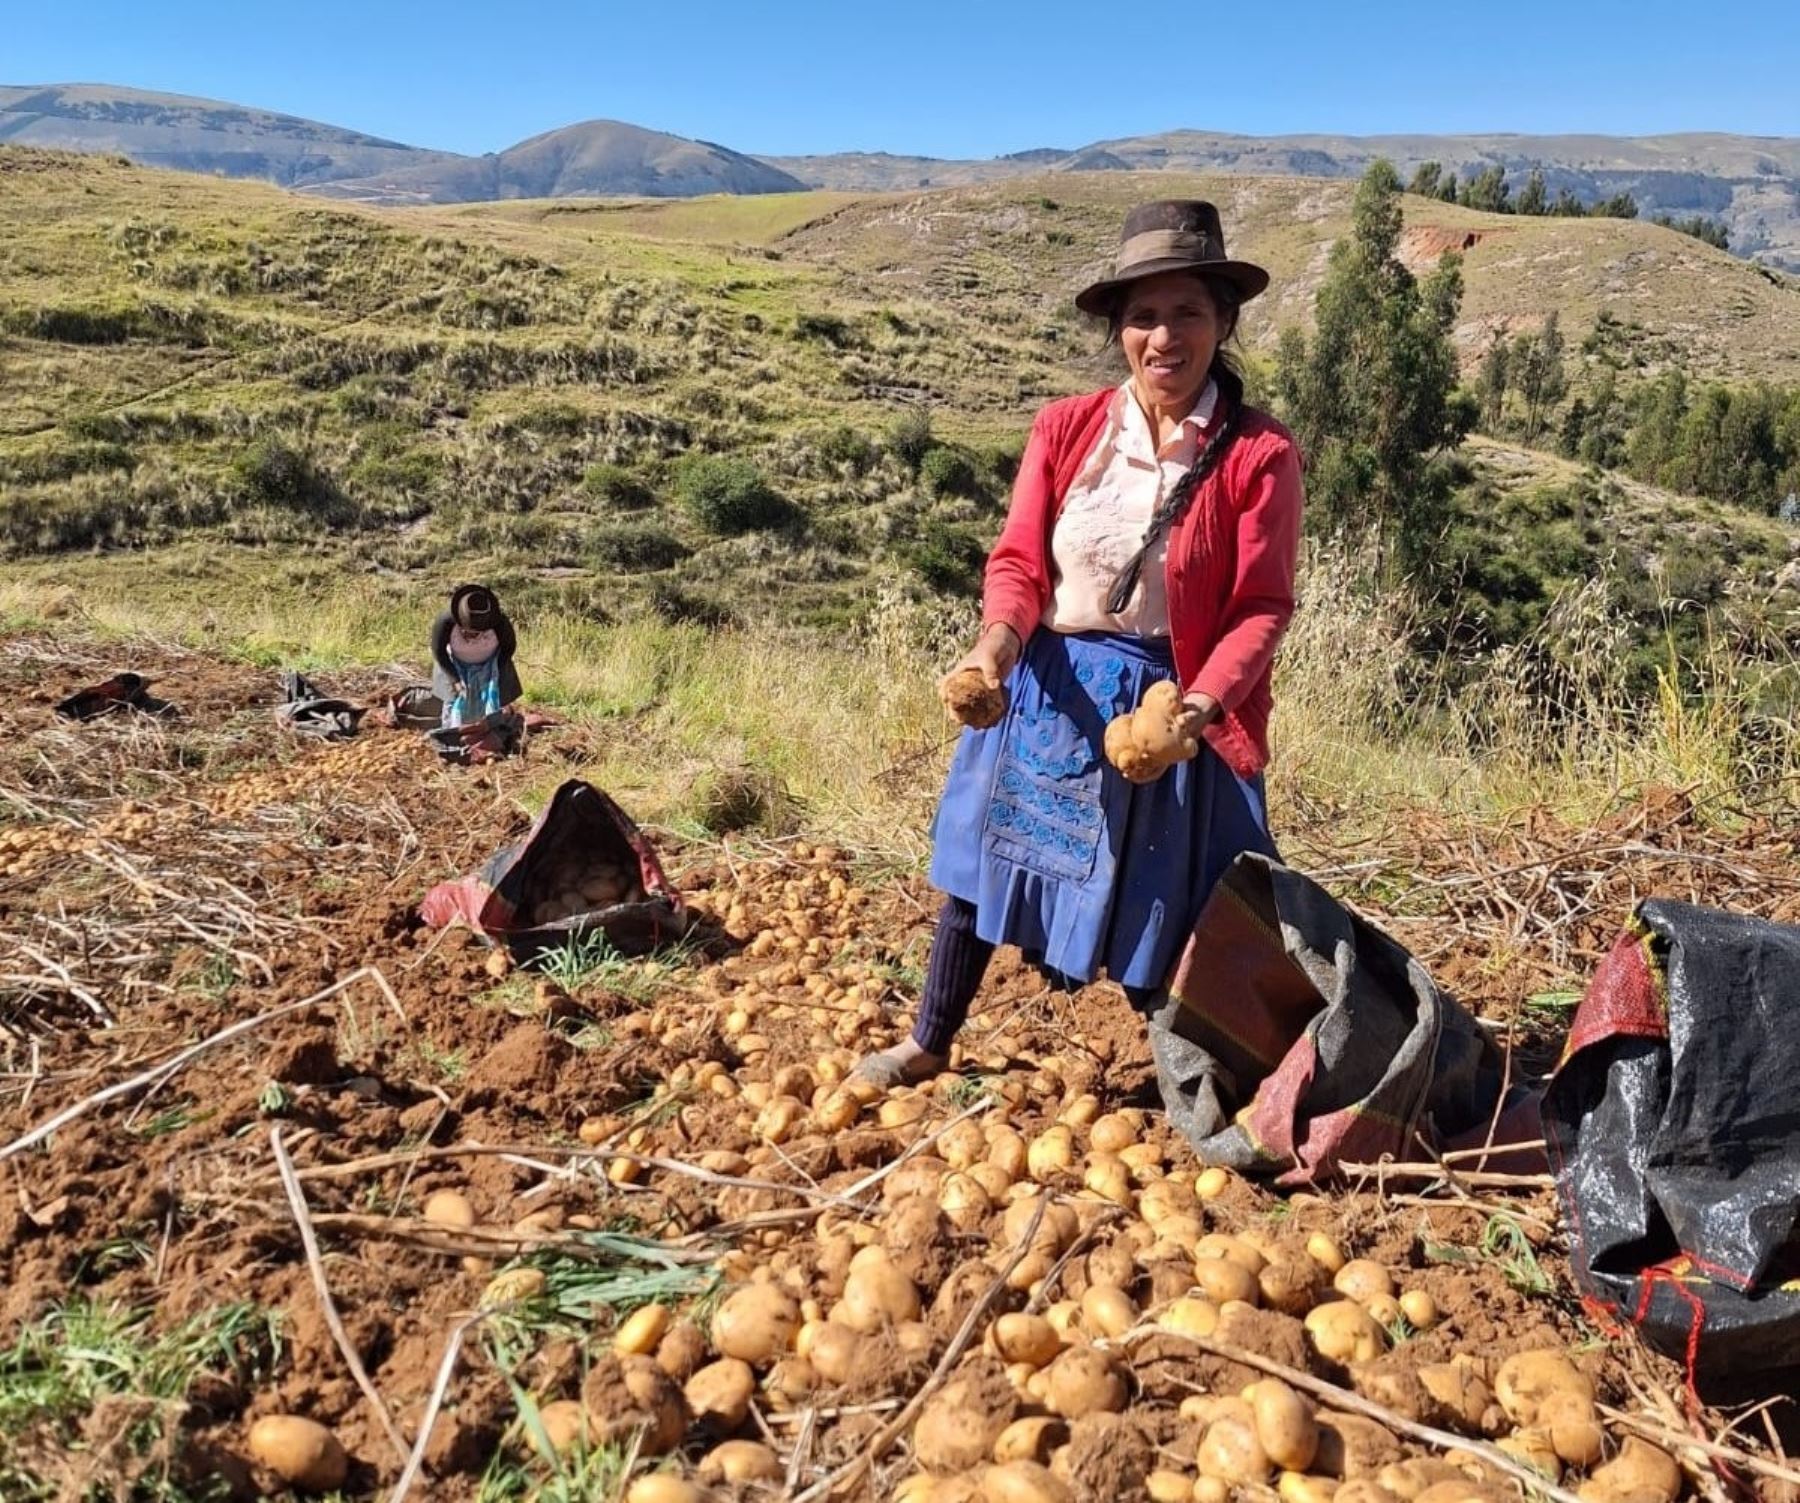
left=1075, top=199, right=1270, bottom=316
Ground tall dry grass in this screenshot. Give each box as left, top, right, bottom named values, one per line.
left=3, top=546, right=1792, bottom=853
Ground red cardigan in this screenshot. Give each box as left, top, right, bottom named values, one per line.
left=982, top=388, right=1304, bottom=778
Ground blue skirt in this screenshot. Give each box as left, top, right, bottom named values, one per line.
left=929, top=629, right=1277, bottom=992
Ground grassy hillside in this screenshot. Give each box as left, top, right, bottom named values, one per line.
left=0, top=145, right=1794, bottom=670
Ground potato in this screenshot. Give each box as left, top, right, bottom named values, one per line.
left=940, top=1172, right=994, bottom=1229
left=1417, top=1364, right=1497, bottom=1435
left=1195, top=1479, right=1232, bottom=1503
left=482, top=1267, right=547, bottom=1307
left=981, top=1460, right=1074, bottom=1503
left=1376, top=1460, right=1469, bottom=1500
left=967, top=1161, right=1016, bottom=1203
left=1305, top=1234, right=1346, bottom=1274
left=1496, top=1427, right=1563, bottom=1482
left=614, top=1305, right=672, bottom=1360
left=1060, top=1094, right=1102, bottom=1128
left=656, top=1321, right=708, bottom=1380
left=538, top=1399, right=593, bottom=1454
left=1199, top=1416, right=1273, bottom=1485
left=765, top=1355, right=817, bottom=1405
left=1196, top=1166, right=1232, bottom=1200
left=1305, top=1301, right=1387, bottom=1365
left=1161, top=1297, right=1221, bottom=1339
left=1333, top=1260, right=1395, bottom=1305
left=942, top=1118, right=990, bottom=1170
left=916, top=1381, right=1012, bottom=1471
left=1192, top=1256, right=1261, bottom=1307
left=685, top=1357, right=756, bottom=1432
left=1249, top=1378, right=1319, bottom=1472
left=988, top=1127, right=1030, bottom=1180
left=1148, top=1471, right=1197, bottom=1503
left=1028, top=1127, right=1077, bottom=1180
left=422, top=1190, right=475, bottom=1229
left=1397, top=1290, right=1439, bottom=1330
left=1003, top=1194, right=1078, bottom=1253
left=618, top=1358, right=689, bottom=1455
left=699, top=1439, right=781, bottom=1483
left=624, top=1478, right=709, bottom=1503
left=1494, top=1350, right=1594, bottom=1427
left=247, top=1415, right=348, bottom=1492
left=994, top=1416, right=1069, bottom=1465
left=1415, top=1484, right=1509, bottom=1503
left=1584, top=1438, right=1681, bottom=1503
left=1089, top=1112, right=1141, bottom=1154
left=880, top=1095, right=930, bottom=1129
left=1260, top=1257, right=1328, bottom=1316
left=942, top=666, right=1007, bottom=729
left=1045, top=1346, right=1128, bottom=1418
left=993, top=1313, right=1061, bottom=1367
left=806, top=1322, right=863, bottom=1385
left=1137, top=1178, right=1196, bottom=1225
left=1082, top=1154, right=1135, bottom=1208
left=1080, top=1284, right=1139, bottom=1338
left=1196, top=1234, right=1267, bottom=1274
left=840, top=1253, right=922, bottom=1331
left=1538, top=1390, right=1604, bottom=1467
left=712, top=1284, right=800, bottom=1365
left=1280, top=1474, right=1341, bottom=1503
left=1334, top=1484, right=1404, bottom=1503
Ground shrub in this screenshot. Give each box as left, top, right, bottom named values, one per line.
left=674, top=456, right=792, bottom=535
left=648, top=580, right=736, bottom=627
left=978, top=438, right=1025, bottom=487
left=888, top=409, right=935, bottom=474
left=232, top=439, right=353, bottom=525
left=904, top=521, right=987, bottom=597
left=793, top=311, right=852, bottom=346
left=817, top=424, right=877, bottom=476
left=587, top=520, right=688, bottom=573
left=581, top=463, right=655, bottom=510
left=919, top=446, right=979, bottom=499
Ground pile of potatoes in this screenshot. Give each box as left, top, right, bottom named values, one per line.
left=233, top=846, right=1687, bottom=1502
left=527, top=854, right=648, bottom=926
left=569, top=1043, right=1683, bottom=1503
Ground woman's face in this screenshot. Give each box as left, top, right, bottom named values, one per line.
left=1118, top=272, right=1229, bottom=416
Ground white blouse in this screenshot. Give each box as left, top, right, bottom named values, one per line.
left=1044, top=379, right=1217, bottom=638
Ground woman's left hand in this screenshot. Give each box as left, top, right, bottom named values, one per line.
left=1176, top=693, right=1221, bottom=744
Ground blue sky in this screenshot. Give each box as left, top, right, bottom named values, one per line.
left=8, top=0, right=1797, bottom=158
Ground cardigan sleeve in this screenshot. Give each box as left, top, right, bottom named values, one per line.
left=979, top=406, right=1059, bottom=647
left=1187, top=434, right=1303, bottom=712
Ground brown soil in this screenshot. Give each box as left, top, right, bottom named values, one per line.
left=3, top=630, right=1796, bottom=1500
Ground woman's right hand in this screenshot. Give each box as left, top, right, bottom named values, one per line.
left=945, top=623, right=1021, bottom=692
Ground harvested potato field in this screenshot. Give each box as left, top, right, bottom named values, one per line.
left=2, top=629, right=1797, bottom=1503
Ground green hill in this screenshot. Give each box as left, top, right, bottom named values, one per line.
left=0, top=146, right=1794, bottom=643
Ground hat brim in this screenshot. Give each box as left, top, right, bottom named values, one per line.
left=1075, top=257, right=1270, bottom=317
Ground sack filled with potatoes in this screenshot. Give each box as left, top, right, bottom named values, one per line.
left=529, top=858, right=647, bottom=926
left=1103, top=680, right=1198, bottom=783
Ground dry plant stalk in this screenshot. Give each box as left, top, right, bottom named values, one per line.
left=270, top=1128, right=413, bottom=1466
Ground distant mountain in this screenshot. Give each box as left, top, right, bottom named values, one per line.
left=0, top=82, right=461, bottom=186
left=5, top=84, right=1796, bottom=267
left=758, top=129, right=1800, bottom=271
left=313, top=119, right=805, bottom=204
left=0, top=85, right=804, bottom=205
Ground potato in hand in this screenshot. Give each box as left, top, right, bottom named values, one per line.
left=940, top=666, right=1007, bottom=729
left=1104, top=681, right=1198, bottom=782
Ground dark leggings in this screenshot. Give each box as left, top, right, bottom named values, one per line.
left=912, top=896, right=994, bottom=1054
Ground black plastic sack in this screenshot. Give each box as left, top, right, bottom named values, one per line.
left=1544, top=900, right=1800, bottom=1380
left=275, top=670, right=366, bottom=741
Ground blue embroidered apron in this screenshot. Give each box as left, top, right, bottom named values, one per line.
left=929, top=629, right=1276, bottom=991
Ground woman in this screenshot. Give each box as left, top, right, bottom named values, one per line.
left=857, top=200, right=1304, bottom=1087
left=429, top=583, right=523, bottom=728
